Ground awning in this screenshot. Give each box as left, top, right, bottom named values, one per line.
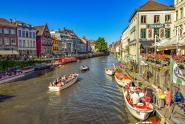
left=140, top=40, right=154, bottom=48
left=0, top=50, right=19, bottom=55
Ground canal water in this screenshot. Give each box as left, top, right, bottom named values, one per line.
left=0, top=56, right=138, bottom=124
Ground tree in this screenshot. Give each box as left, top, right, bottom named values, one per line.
left=95, top=37, right=108, bottom=52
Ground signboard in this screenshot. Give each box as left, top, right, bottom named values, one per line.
left=147, top=24, right=165, bottom=28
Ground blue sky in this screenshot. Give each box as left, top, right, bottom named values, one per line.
left=0, top=0, right=173, bottom=44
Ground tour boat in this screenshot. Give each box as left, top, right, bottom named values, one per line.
left=80, top=65, right=89, bottom=71
left=122, top=88, right=154, bottom=121
left=49, top=74, right=79, bottom=91
left=0, top=73, right=25, bottom=84
left=105, top=68, right=115, bottom=76
left=114, top=73, right=131, bottom=87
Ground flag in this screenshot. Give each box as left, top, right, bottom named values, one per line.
left=170, top=58, right=185, bottom=85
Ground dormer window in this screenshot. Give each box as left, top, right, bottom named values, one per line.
left=154, top=15, right=160, bottom=23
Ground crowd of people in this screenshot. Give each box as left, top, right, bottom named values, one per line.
left=49, top=74, right=77, bottom=87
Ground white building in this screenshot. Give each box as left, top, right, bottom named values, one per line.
left=122, top=0, right=175, bottom=62
left=15, top=21, right=36, bottom=57
left=121, top=27, right=130, bottom=62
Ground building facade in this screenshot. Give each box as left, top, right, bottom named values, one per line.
left=14, top=21, right=36, bottom=57
left=174, top=0, right=185, bottom=55
left=80, top=37, right=91, bottom=53
left=50, top=29, right=80, bottom=55
left=0, top=18, right=18, bottom=56
left=121, top=0, right=175, bottom=62
left=52, top=36, right=59, bottom=55
left=35, top=25, right=52, bottom=57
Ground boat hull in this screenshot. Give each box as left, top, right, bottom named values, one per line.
left=0, top=74, right=25, bottom=84
left=105, top=70, right=115, bottom=76
left=114, top=75, right=125, bottom=87
left=122, top=88, right=153, bottom=121
left=49, top=76, right=78, bottom=91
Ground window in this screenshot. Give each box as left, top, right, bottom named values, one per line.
left=4, top=38, right=10, bottom=45
left=141, top=15, right=146, bottom=24
left=11, top=38, right=16, bottom=45
left=160, top=29, right=165, bottom=38
left=154, top=28, right=159, bottom=37
left=23, top=40, right=25, bottom=47
left=0, top=38, right=3, bottom=45
left=165, top=15, right=171, bottom=22
left=19, top=40, right=22, bottom=47
left=10, top=29, right=16, bottom=34
left=165, top=28, right=171, bottom=38
left=176, top=10, right=179, bottom=21
left=154, top=15, right=160, bottom=23
left=0, top=28, right=3, bottom=34
left=180, top=8, right=184, bottom=19
left=4, top=28, right=9, bottom=34
left=33, top=32, right=36, bottom=38
left=26, top=31, right=29, bottom=38
left=148, top=29, right=152, bottom=38
left=18, top=30, right=21, bottom=37
left=22, top=31, right=25, bottom=37
left=140, top=28, right=146, bottom=38
left=33, top=41, right=35, bottom=47
left=29, top=32, right=32, bottom=38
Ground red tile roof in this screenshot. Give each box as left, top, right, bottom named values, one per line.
left=34, top=25, right=46, bottom=36
left=0, top=18, right=16, bottom=27
left=130, top=0, right=174, bottom=22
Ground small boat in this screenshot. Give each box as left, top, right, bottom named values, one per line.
left=80, top=65, right=89, bottom=71
left=114, top=72, right=131, bottom=87
left=49, top=74, right=79, bottom=91
left=122, top=87, right=153, bottom=121
left=105, top=68, right=115, bottom=76
left=136, top=119, right=158, bottom=124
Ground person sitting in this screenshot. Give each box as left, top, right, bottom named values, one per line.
left=131, top=91, right=140, bottom=105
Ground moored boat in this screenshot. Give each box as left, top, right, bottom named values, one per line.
left=49, top=74, right=79, bottom=91
left=105, top=68, right=115, bottom=76
left=114, top=72, right=131, bottom=87
left=122, top=86, right=154, bottom=121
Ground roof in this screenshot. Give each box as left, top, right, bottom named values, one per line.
left=34, top=25, right=46, bottom=36
left=129, top=0, right=175, bottom=22
left=80, top=37, right=88, bottom=44
left=0, top=18, right=16, bottom=27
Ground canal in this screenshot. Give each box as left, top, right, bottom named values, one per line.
left=0, top=56, right=138, bottom=124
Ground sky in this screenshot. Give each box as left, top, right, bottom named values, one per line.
left=0, top=0, right=173, bottom=44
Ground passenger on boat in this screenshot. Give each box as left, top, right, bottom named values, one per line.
left=131, top=91, right=140, bottom=105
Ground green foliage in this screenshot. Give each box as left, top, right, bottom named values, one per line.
left=95, top=37, right=108, bottom=52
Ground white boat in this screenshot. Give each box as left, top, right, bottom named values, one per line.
left=122, top=88, right=153, bottom=121
left=114, top=73, right=131, bottom=87
left=0, top=73, right=25, bottom=84
left=105, top=68, right=115, bottom=76
left=80, top=65, right=89, bottom=71
left=49, top=74, right=79, bottom=91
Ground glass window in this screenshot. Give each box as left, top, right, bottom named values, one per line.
left=11, top=38, right=16, bottom=45
left=165, top=15, right=171, bottom=22
left=140, top=28, right=146, bottom=38
left=148, top=29, right=152, bottom=38
left=23, top=40, right=25, bottom=47
left=33, top=32, right=36, bottom=38
left=4, top=28, right=9, bottom=34
left=29, top=32, right=32, bottom=38
left=0, top=28, right=3, bottom=34
left=26, top=31, right=29, bottom=38
left=10, top=29, right=16, bottom=34
left=154, top=28, right=160, bottom=37
left=19, top=40, right=22, bottom=47
left=33, top=41, right=35, bottom=47
left=176, top=10, right=179, bottom=21
left=4, top=38, right=10, bottom=45
left=165, top=28, right=171, bottom=38
left=0, top=38, right=3, bottom=45
left=141, top=15, right=146, bottom=24
left=22, top=31, right=25, bottom=38
left=180, top=8, right=183, bottom=19
left=160, top=29, right=165, bottom=38
left=154, top=15, right=160, bottom=23
left=18, top=30, right=21, bottom=37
